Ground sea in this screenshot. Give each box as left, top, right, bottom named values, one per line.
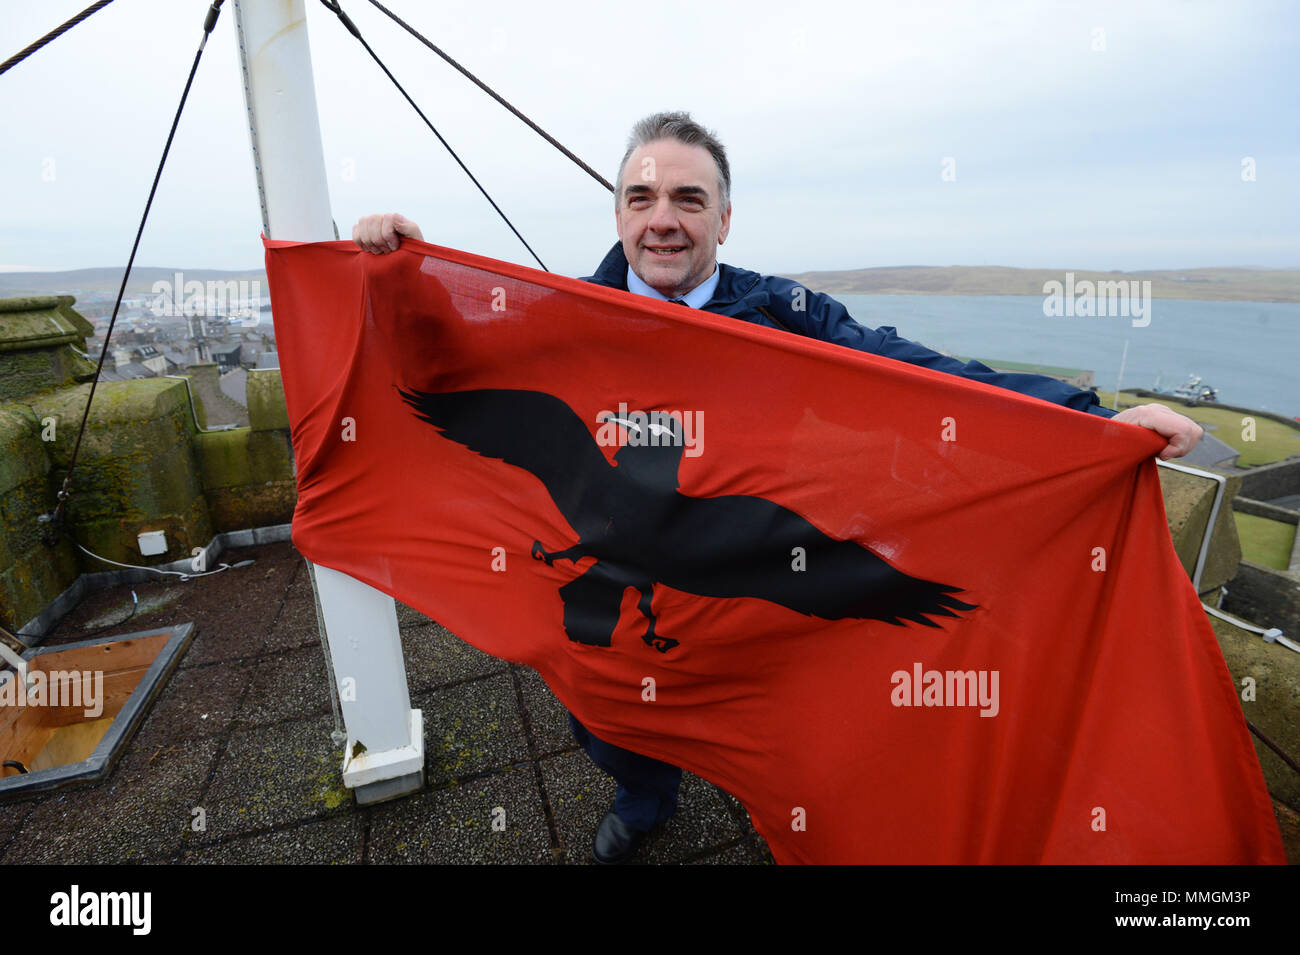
left=834, top=294, right=1300, bottom=419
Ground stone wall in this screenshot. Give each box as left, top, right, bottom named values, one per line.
left=193, top=368, right=295, bottom=531
left=1208, top=611, right=1300, bottom=859
left=1158, top=465, right=1241, bottom=596
left=0, top=297, right=295, bottom=633
left=1238, top=458, right=1300, bottom=503
left=1234, top=497, right=1300, bottom=525
left=0, top=404, right=78, bottom=632
left=184, top=362, right=249, bottom=429
left=29, top=379, right=214, bottom=571
left=0, top=296, right=97, bottom=402
left=1223, top=561, right=1300, bottom=632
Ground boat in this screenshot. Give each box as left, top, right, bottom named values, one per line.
left=1153, top=374, right=1218, bottom=403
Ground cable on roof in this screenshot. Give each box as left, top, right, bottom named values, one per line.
left=47, top=0, right=226, bottom=529
left=0, top=0, right=117, bottom=77
left=317, top=0, right=548, bottom=271
left=364, top=0, right=614, bottom=194
left=73, top=543, right=254, bottom=581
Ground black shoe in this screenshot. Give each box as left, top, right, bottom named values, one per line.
left=592, top=807, right=647, bottom=864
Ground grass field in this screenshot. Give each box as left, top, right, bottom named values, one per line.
left=1094, top=391, right=1300, bottom=467
left=1233, top=513, right=1297, bottom=570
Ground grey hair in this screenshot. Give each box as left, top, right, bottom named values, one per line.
left=614, top=111, right=731, bottom=209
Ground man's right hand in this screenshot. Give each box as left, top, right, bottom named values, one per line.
left=351, top=213, right=423, bottom=253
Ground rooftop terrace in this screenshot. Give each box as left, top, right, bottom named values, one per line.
left=0, top=539, right=774, bottom=864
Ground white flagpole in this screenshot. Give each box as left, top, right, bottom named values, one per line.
left=234, top=0, right=423, bottom=805
left=1114, top=338, right=1129, bottom=411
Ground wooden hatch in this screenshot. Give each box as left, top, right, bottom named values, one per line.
left=0, top=624, right=195, bottom=797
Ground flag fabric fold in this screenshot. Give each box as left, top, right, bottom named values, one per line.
left=263, top=235, right=1284, bottom=864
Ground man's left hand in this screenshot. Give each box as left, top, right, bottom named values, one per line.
left=1111, top=402, right=1204, bottom=460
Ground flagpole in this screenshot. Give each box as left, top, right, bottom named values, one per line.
left=1114, top=338, right=1129, bottom=411
left=234, top=0, right=423, bottom=805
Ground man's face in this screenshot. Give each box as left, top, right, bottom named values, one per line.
left=615, top=139, right=732, bottom=299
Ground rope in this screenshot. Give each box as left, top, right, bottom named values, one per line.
left=365, top=0, right=614, bottom=194
left=317, top=0, right=548, bottom=271
left=50, top=0, right=226, bottom=527
left=0, top=0, right=117, bottom=76
left=1247, top=719, right=1300, bottom=778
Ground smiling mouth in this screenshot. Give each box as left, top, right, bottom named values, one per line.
left=646, top=246, right=685, bottom=257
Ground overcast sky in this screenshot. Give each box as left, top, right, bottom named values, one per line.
left=2, top=0, right=1296, bottom=276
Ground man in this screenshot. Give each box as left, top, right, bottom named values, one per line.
left=353, top=111, right=1203, bottom=864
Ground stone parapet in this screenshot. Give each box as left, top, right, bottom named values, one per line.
left=0, top=403, right=78, bottom=633
left=1234, top=497, right=1300, bottom=525
left=1238, top=458, right=1300, bottom=503
left=246, top=368, right=289, bottom=432
left=193, top=428, right=296, bottom=531
left=1223, top=561, right=1300, bottom=631
left=0, top=296, right=98, bottom=402
left=28, top=379, right=213, bottom=570
left=1159, top=464, right=1242, bottom=596
left=1208, top=612, right=1300, bottom=813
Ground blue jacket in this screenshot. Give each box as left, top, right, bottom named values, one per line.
left=583, top=242, right=1116, bottom=418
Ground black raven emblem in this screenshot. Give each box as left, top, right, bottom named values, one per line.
left=400, top=388, right=975, bottom=652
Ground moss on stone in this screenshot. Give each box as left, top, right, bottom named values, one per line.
left=0, top=403, right=49, bottom=495
left=247, top=369, right=289, bottom=432
left=204, top=483, right=296, bottom=533
left=75, top=495, right=212, bottom=567
left=0, top=356, right=287, bottom=622
left=1208, top=613, right=1300, bottom=820
left=1159, top=466, right=1242, bottom=593
left=1, top=475, right=56, bottom=560
left=0, top=295, right=92, bottom=350
left=0, top=537, right=77, bottom=632
left=25, top=379, right=213, bottom=567
left=0, top=349, right=78, bottom=402
left=193, top=429, right=293, bottom=489
left=0, top=399, right=79, bottom=629
left=0, top=296, right=96, bottom=399
left=29, top=380, right=190, bottom=462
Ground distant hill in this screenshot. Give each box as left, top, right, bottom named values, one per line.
left=4, top=264, right=1299, bottom=303
left=776, top=266, right=1300, bottom=302
left=0, top=266, right=267, bottom=296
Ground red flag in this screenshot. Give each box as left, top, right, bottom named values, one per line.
left=263, top=235, right=1285, bottom=864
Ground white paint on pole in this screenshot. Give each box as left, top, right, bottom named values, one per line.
left=312, top=563, right=420, bottom=763
left=1113, top=338, right=1129, bottom=411
left=234, top=0, right=333, bottom=242
left=234, top=0, right=422, bottom=801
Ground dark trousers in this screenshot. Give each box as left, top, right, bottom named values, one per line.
left=568, top=712, right=683, bottom=832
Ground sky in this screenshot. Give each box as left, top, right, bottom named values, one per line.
left=1, top=0, right=1297, bottom=276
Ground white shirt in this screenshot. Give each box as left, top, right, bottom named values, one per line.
left=625, top=264, right=720, bottom=308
